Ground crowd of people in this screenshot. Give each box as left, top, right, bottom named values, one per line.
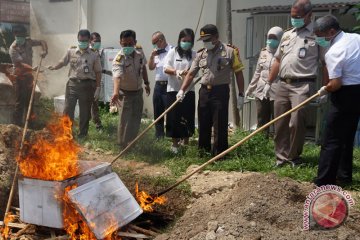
left=8, top=0, right=360, bottom=187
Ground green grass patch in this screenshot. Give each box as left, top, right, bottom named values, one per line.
left=81, top=109, right=360, bottom=192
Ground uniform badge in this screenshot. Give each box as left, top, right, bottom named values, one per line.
left=199, top=59, right=207, bottom=67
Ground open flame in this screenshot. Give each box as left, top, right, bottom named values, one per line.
left=17, top=116, right=81, bottom=181
left=63, top=185, right=121, bottom=240
left=0, top=213, right=15, bottom=239
left=135, top=183, right=167, bottom=212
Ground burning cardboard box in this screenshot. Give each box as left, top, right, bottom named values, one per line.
left=16, top=116, right=143, bottom=239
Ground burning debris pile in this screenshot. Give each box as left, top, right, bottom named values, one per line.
left=1, top=116, right=169, bottom=239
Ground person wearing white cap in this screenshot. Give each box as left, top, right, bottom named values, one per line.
left=245, top=26, right=283, bottom=137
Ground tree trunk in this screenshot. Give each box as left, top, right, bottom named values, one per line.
left=226, top=0, right=241, bottom=128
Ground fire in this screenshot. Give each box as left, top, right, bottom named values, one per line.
left=0, top=213, right=15, bottom=239
left=135, top=183, right=167, bottom=212
left=63, top=185, right=122, bottom=240
left=17, top=116, right=81, bottom=181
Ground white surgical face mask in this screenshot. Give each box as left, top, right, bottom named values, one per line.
left=203, top=41, right=215, bottom=50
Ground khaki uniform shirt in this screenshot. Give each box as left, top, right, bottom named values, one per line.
left=275, top=22, right=324, bottom=79
left=9, top=38, right=42, bottom=66
left=57, top=47, right=102, bottom=80
left=112, top=47, right=147, bottom=91
left=247, top=47, right=279, bottom=101
left=189, top=42, right=244, bottom=86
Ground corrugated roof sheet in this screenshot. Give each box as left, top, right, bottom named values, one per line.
left=233, top=1, right=360, bottom=14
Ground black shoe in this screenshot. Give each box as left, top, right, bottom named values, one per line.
left=290, top=157, right=304, bottom=168
left=336, top=178, right=352, bottom=187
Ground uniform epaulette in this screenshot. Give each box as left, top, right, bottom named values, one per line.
left=135, top=44, right=142, bottom=49
left=115, top=54, right=123, bottom=63
left=197, top=47, right=205, bottom=53
left=284, top=27, right=294, bottom=32
left=70, top=46, right=77, bottom=49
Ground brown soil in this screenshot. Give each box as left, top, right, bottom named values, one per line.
left=0, top=124, right=23, bottom=217
left=155, top=167, right=360, bottom=240
left=2, top=124, right=360, bottom=240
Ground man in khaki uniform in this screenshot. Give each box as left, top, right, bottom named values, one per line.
left=177, top=24, right=245, bottom=155
left=111, top=30, right=150, bottom=147
left=49, top=29, right=102, bottom=138
left=264, top=0, right=326, bottom=167
left=9, top=25, right=48, bottom=126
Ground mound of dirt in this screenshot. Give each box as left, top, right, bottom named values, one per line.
left=0, top=124, right=22, bottom=217
left=156, top=167, right=360, bottom=240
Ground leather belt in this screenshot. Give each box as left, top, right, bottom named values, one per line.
left=201, top=84, right=227, bottom=91
left=70, top=78, right=95, bottom=83
left=156, top=81, right=168, bottom=85
left=280, top=78, right=315, bottom=84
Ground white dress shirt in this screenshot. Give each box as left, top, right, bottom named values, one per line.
left=325, top=31, right=360, bottom=85
left=154, top=44, right=172, bottom=81
left=164, top=47, right=196, bottom=92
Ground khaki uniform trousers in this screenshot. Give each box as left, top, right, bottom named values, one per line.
left=118, top=89, right=143, bottom=146
left=274, top=81, right=313, bottom=161
left=64, top=79, right=95, bottom=137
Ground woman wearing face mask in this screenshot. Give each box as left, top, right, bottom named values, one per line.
left=245, top=26, right=283, bottom=136
left=164, top=28, right=196, bottom=153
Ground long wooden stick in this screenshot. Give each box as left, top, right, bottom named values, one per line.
left=3, top=57, right=44, bottom=219
left=110, top=77, right=201, bottom=165
left=155, top=92, right=321, bottom=197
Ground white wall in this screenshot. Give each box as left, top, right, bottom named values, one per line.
left=30, top=0, right=217, bottom=117
left=30, top=0, right=356, bottom=120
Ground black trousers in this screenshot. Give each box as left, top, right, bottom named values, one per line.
left=198, top=84, right=229, bottom=155
left=13, top=76, right=33, bottom=127
left=153, top=82, right=167, bottom=138
left=315, top=85, right=360, bottom=186
left=166, top=91, right=195, bottom=138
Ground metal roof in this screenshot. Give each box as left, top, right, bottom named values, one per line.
left=233, top=1, right=360, bottom=14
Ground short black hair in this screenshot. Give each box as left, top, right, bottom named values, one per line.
left=90, top=32, right=101, bottom=40
left=77, top=29, right=91, bottom=39
left=120, top=30, right=136, bottom=40
left=177, top=28, right=195, bottom=60
left=12, top=25, right=27, bottom=35
left=314, top=15, right=340, bottom=33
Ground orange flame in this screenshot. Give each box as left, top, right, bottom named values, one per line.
left=135, top=183, right=167, bottom=212
left=63, top=185, right=121, bottom=240
left=0, top=213, right=15, bottom=239
left=17, top=116, right=81, bottom=181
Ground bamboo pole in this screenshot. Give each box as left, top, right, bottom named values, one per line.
left=3, top=57, right=44, bottom=220
left=110, top=77, right=202, bottom=165
left=155, top=92, right=320, bottom=197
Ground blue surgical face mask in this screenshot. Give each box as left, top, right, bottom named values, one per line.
left=180, top=41, right=192, bottom=51
left=78, top=41, right=89, bottom=49
left=123, top=46, right=135, bottom=55
left=291, top=18, right=305, bottom=28
left=92, top=42, right=101, bottom=50
left=315, top=37, right=330, bottom=48
left=266, top=39, right=280, bottom=49
left=15, top=36, right=26, bottom=45
left=153, top=44, right=158, bottom=49
left=203, top=41, right=215, bottom=50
